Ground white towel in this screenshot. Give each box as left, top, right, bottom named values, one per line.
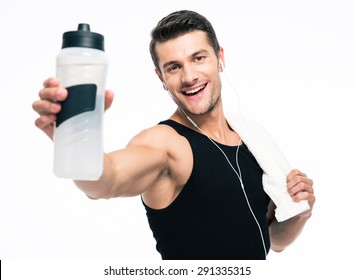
left=226, top=112, right=310, bottom=222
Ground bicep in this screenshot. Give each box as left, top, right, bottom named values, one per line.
left=107, top=144, right=169, bottom=197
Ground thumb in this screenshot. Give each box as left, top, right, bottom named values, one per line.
left=104, top=90, right=114, bottom=111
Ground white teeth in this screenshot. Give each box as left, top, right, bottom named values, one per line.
left=185, top=85, right=205, bottom=95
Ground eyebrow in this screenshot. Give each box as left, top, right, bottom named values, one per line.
left=162, top=49, right=210, bottom=70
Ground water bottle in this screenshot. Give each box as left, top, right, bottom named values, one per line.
left=54, top=23, right=108, bottom=180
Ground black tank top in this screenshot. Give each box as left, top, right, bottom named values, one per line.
left=142, top=120, right=270, bottom=260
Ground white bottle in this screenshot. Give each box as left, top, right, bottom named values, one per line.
left=54, top=23, right=108, bottom=180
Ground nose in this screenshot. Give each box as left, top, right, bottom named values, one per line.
left=181, top=63, right=198, bottom=85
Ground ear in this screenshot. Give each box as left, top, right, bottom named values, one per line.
left=155, top=68, right=168, bottom=90
left=218, top=47, right=225, bottom=72
left=155, top=68, right=163, bottom=81
left=219, top=60, right=224, bottom=71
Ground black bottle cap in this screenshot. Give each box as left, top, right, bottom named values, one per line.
left=61, top=23, right=104, bottom=51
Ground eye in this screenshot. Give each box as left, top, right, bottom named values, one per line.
left=194, top=56, right=205, bottom=63
left=167, top=64, right=180, bottom=72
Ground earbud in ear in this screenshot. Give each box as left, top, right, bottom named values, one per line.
left=219, top=60, right=224, bottom=71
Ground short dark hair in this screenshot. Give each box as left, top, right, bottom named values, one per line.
left=149, top=10, right=221, bottom=72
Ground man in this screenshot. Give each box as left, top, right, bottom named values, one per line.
left=32, top=10, right=315, bottom=260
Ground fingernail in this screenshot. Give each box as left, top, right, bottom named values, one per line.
left=51, top=103, right=60, bottom=112
left=56, top=89, right=66, bottom=99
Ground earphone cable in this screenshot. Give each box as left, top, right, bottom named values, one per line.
left=179, top=107, right=267, bottom=259
left=198, top=126, right=267, bottom=259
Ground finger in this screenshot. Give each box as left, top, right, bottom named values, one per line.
left=292, top=192, right=316, bottom=207
left=104, top=89, right=114, bottom=111
left=289, top=182, right=314, bottom=198
left=287, top=176, right=313, bottom=193
left=292, top=191, right=310, bottom=202
left=34, top=114, right=56, bottom=138
left=32, top=99, right=62, bottom=115
left=39, top=87, right=67, bottom=103
left=286, top=169, right=306, bottom=183
left=288, top=178, right=314, bottom=196
left=307, top=194, right=316, bottom=208
left=43, top=77, right=60, bottom=88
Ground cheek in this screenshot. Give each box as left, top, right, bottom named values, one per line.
left=164, top=76, right=180, bottom=90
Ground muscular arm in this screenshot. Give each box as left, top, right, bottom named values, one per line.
left=74, top=127, right=170, bottom=200
left=268, top=169, right=316, bottom=252
left=33, top=79, right=179, bottom=201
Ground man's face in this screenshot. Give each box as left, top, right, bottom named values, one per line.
left=156, top=30, right=223, bottom=116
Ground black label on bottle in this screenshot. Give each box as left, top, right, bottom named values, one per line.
left=56, top=84, right=97, bottom=127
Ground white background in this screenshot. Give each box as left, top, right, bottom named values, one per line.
left=1, top=0, right=353, bottom=263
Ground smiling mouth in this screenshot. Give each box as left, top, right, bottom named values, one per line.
left=182, top=84, right=206, bottom=96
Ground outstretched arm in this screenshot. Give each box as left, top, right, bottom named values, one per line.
left=74, top=136, right=170, bottom=199
left=32, top=78, right=171, bottom=200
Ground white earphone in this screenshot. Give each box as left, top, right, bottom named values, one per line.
left=219, top=59, right=224, bottom=71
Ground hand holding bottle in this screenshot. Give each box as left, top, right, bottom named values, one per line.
left=33, top=78, right=114, bottom=140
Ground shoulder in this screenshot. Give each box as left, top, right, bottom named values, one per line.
left=133, top=121, right=193, bottom=208
left=127, top=122, right=185, bottom=149
left=127, top=121, right=193, bottom=169
left=226, top=113, right=280, bottom=148
left=226, top=113, right=268, bottom=135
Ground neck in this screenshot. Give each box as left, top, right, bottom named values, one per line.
left=171, top=107, right=241, bottom=146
